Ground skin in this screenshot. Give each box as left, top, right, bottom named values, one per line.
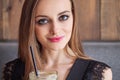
left=35, top=0, right=75, bottom=79
left=103, top=68, right=112, bottom=80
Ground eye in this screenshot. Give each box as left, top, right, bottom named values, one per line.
left=59, top=15, right=69, bottom=21
left=36, top=19, right=49, bottom=25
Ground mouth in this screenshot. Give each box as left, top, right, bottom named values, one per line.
left=47, top=36, right=64, bottom=42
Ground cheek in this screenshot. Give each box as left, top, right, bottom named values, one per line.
left=35, top=26, right=47, bottom=36
left=64, top=20, right=73, bottom=34
left=35, top=26, right=50, bottom=44
left=67, top=16, right=73, bottom=31
left=35, top=27, right=40, bottom=37
left=64, top=19, right=73, bottom=41
left=35, top=27, right=44, bottom=41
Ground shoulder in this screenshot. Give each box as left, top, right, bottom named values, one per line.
left=5, top=58, right=24, bottom=66
left=77, top=58, right=112, bottom=80
left=87, top=59, right=112, bottom=80
left=89, top=60, right=112, bottom=80
left=2, top=58, right=25, bottom=80
left=77, top=58, right=110, bottom=68
left=88, top=59, right=111, bottom=70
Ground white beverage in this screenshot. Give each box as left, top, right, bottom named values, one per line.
left=29, top=71, right=58, bottom=80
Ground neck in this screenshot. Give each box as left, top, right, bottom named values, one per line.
left=40, top=46, right=77, bottom=71
left=42, top=49, right=66, bottom=64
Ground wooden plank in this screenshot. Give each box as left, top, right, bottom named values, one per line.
left=9, top=0, right=25, bottom=40
left=114, top=0, right=120, bottom=40
left=2, top=0, right=24, bottom=40
left=117, top=0, right=120, bottom=40
left=0, top=0, right=3, bottom=39
left=75, top=0, right=100, bottom=41
left=2, top=0, right=10, bottom=39
left=101, top=0, right=120, bottom=40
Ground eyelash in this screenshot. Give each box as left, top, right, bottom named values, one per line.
left=59, top=15, right=69, bottom=21
left=36, top=15, right=69, bottom=25
left=36, top=19, right=49, bottom=25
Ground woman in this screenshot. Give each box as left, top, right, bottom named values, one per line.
left=3, top=0, right=112, bottom=80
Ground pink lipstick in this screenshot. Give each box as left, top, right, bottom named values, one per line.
left=48, top=36, right=64, bottom=42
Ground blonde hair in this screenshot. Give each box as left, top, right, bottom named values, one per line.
left=18, top=0, right=88, bottom=79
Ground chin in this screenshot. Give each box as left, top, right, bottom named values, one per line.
left=48, top=45, right=66, bottom=51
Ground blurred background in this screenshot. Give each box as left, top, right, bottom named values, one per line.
left=0, top=0, right=120, bottom=80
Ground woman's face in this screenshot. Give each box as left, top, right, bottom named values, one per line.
left=35, top=0, right=73, bottom=50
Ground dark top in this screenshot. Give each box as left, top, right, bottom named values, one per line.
left=2, top=58, right=110, bottom=80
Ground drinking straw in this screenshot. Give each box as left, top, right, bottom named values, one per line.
left=30, top=46, right=39, bottom=77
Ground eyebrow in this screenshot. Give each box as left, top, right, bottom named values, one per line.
left=35, top=15, right=47, bottom=18
left=35, top=10, right=70, bottom=18
left=58, top=11, right=70, bottom=15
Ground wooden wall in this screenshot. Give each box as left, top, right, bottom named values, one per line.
left=101, top=0, right=120, bottom=40
left=0, top=0, right=120, bottom=41
left=76, top=0, right=120, bottom=41
left=0, top=0, right=24, bottom=40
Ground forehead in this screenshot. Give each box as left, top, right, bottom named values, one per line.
left=35, top=0, right=71, bottom=15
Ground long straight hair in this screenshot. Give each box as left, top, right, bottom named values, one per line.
left=18, top=0, right=88, bottom=79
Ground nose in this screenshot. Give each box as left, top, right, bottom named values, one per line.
left=50, top=21, right=60, bottom=35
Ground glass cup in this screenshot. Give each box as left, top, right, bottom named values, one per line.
left=29, top=70, right=58, bottom=80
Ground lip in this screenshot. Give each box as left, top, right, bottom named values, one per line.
left=47, top=36, right=64, bottom=42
